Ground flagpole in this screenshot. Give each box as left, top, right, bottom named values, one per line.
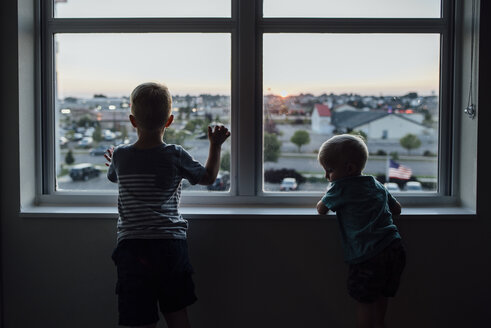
left=386, top=155, right=390, bottom=183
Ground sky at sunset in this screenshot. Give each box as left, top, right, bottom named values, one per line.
left=54, top=0, right=441, bottom=98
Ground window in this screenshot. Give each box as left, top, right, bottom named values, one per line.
left=41, top=0, right=457, bottom=205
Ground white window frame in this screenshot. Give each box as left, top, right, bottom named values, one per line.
left=37, top=0, right=466, bottom=208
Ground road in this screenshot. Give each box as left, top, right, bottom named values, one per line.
left=265, top=154, right=437, bottom=177
left=58, top=152, right=436, bottom=192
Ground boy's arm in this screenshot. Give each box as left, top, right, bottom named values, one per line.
left=198, top=125, right=230, bottom=185
left=389, top=200, right=402, bottom=216
left=388, top=195, right=402, bottom=216
left=317, top=199, right=329, bottom=215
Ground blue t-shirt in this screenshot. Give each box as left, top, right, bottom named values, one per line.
left=322, top=175, right=401, bottom=264
left=107, top=143, right=206, bottom=243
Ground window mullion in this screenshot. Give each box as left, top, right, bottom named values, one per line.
left=236, top=0, right=258, bottom=196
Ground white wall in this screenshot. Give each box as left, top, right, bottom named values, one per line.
left=360, top=115, right=430, bottom=140
left=1, top=1, right=490, bottom=328
left=311, top=110, right=333, bottom=134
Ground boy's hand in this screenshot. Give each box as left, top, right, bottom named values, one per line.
left=208, top=125, right=230, bottom=146
left=316, top=200, right=329, bottom=215
left=104, top=147, right=114, bottom=167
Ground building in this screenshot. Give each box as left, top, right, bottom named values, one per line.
left=311, top=103, right=334, bottom=134
left=332, top=110, right=431, bottom=139
left=332, top=103, right=357, bottom=112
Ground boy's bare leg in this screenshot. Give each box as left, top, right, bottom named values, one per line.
left=374, top=297, right=388, bottom=328
left=356, top=297, right=388, bottom=328
left=163, top=308, right=191, bottom=328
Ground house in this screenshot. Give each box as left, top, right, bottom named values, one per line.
left=332, top=110, right=431, bottom=139
left=311, top=103, right=334, bottom=134
left=332, top=103, right=357, bottom=112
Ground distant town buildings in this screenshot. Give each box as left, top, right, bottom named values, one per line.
left=58, top=91, right=437, bottom=142
left=264, top=91, right=437, bottom=140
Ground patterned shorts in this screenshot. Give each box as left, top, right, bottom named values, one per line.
left=347, top=239, right=406, bottom=303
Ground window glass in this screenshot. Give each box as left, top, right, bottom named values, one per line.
left=263, top=34, right=440, bottom=193
left=54, top=0, right=231, bottom=18
left=55, top=33, right=231, bottom=192
left=263, top=0, right=441, bottom=18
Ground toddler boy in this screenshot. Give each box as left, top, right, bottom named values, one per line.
left=316, top=134, right=405, bottom=328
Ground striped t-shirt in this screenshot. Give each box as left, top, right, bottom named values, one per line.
left=107, top=143, right=206, bottom=243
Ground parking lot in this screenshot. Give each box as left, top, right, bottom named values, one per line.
left=57, top=123, right=438, bottom=192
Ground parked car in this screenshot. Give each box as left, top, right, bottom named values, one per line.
left=84, top=127, right=95, bottom=137
left=59, top=136, right=69, bottom=148
left=405, top=181, right=423, bottom=192
left=384, top=182, right=401, bottom=192
left=207, top=172, right=230, bottom=191
left=90, top=145, right=110, bottom=156
left=104, top=130, right=116, bottom=141
left=78, top=136, right=93, bottom=148
left=72, top=132, right=83, bottom=141
left=280, top=177, right=298, bottom=191
left=69, top=163, right=100, bottom=181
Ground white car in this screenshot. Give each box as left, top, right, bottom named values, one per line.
left=104, top=130, right=116, bottom=141
left=384, top=182, right=401, bottom=192
left=72, top=132, right=83, bottom=141
left=405, top=181, right=423, bottom=192
left=78, top=136, right=93, bottom=148
left=280, top=177, right=298, bottom=191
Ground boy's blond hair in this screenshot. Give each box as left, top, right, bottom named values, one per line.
left=318, top=134, right=369, bottom=172
left=130, top=82, right=172, bottom=132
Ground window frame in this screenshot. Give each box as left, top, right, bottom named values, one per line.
left=38, top=0, right=459, bottom=207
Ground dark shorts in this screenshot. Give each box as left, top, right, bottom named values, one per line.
left=112, top=239, right=197, bottom=326
left=347, top=239, right=406, bottom=303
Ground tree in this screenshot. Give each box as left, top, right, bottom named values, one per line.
left=65, top=149, right=75, bottom=165
left=422, top=110, right=434, bottom=127
left=184, top=119, right=199, bottom=133
left=77, top=115, right=95, bottom=128
left=120, top=125, right=128, bottom=141
left=264, top=119, right=279, bottom=134
left=64, top=97, right=78, bottom=103
left=399, top=133, right=422, bottom=155
left=92, top=125, right=103, bottom=143
left=164, top=128, right=188, bottom=145
left=290, top=130, right=310, bottom=152
left=179, top=106, right=192, bottom=119
left=220, top=151, right=230, bottom=172
left=264, top=132, right=282, bottom=162
left=349, top=130, right=367, bottom=141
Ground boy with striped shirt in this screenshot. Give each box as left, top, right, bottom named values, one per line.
left=105, top=82, right=230, bottom=328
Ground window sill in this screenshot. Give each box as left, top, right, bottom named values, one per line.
left=19, top=204, right=476, bottom=219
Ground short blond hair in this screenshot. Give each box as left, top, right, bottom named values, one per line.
left=130, top=82, right=172, bottom=132
left=318, top=134, right=369, bottom=172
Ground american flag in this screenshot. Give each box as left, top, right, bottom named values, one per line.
left=388, top=159, right=412, bottom=180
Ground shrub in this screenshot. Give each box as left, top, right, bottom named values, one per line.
left=423, top=150, right=436, bottom=157
left=65, top=149, right=75, bottom=165
left=390, top=151, right=399, bottom=160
